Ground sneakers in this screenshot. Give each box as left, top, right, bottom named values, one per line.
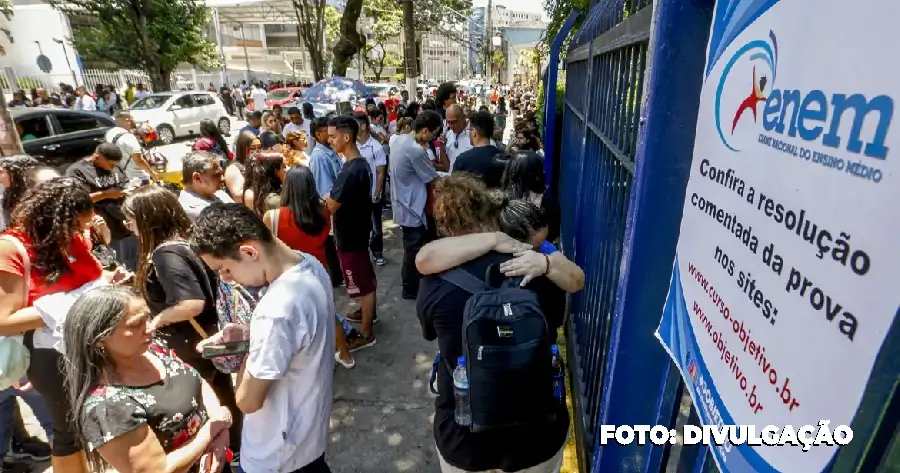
left=7, top=437, right=51, bottom=462
left=345, top=309, right=378, bottom=325
left=373, top=254, right=386, bottom=266
left=334, top=351, right=356, bottom=369
left=346, top=332, right=377, bottom=352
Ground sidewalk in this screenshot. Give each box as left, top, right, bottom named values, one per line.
left=22, top=219, right=442, bottom=473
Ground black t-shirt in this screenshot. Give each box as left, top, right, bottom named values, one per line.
left=66, top=159, right=132, bottom=240
left=145, top=243, right=220, bottom=340
left=541, top=193, right=562, bottom=244
left=331, top=157, right=372, bottom=251
left=451, top=145, right=507, bottom=188
left=416, top=252, right=569, bottom=472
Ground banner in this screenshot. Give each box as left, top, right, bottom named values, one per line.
left=655, top=0, right=898, bottom=472
left=468, top=7, right=485, bottom=76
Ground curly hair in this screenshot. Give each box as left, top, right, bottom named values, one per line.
left=433, top=173, right=502, bottom=236
left=11, top=177, right=93, bottom=283
left=0, top=155, right=39, bottom=219
left=243, top=151, right=284, bottom=216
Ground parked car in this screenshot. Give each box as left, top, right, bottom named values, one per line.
left=13, top=107, right=115, bottom=170
left=367, top=83, right=399, bottom=104
left=265, top=87, right=307, bottom=109
left=128, top=91, right=231, bottom=144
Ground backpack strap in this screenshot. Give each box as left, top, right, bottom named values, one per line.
left=438, top=267, right=490, bottom=295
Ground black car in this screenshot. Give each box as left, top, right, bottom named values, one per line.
left=12, top=107, right=116, bottom=170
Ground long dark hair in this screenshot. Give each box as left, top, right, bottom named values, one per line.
left=302, top=102, right=315, bottom=120
left=280, top=166, right=326, bottom=236
left=503, top=151, right=546, bottom=199
left=122, top=185, right=192, bottom=301
left=199, top=119, right=230, bottom=156
left=244, top=151, right=284, bottom=216
left=0, top=155, right=39, bottom=219
left=11, top=177, right=93, bottom=283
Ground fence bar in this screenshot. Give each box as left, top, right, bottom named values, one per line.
left=542, top=10, right=579, bottom=195
left=590, top=1, right=714, bottom=473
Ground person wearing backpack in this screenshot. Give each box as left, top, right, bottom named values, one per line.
left=416, top=174, right=569, bottom=473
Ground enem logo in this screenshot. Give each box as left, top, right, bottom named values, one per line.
left=715, top=30, right=894, bottom=160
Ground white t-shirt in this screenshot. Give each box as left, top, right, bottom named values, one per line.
left=241, top=253, right=335, bottom=473
left=251, top=87, right=268, bottom=111
left=357, top=136, right=387, bottom=198
left=105, top=127, right=145, bottom=179
left=135, top=90, right=149, bottom=100
left=76, top=95, right=97, bottom=111
left=34, top=278, right=109, bottom=352
left=445, top=125, right=473, bottom=170
left=282, top=120, right=310, bottom=139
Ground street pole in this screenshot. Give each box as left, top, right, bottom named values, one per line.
left=485, top=0, right=492, bottom=84
left=400, top=0, right=417, bottom=94
left=212, top=8, right=228, bottom=86
left=239, top=24, right=251, bottom=83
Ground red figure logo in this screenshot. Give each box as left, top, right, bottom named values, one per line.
left=731, top=66, right=768, bottom=134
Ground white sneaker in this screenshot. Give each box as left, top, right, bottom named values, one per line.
left=335, top=351, right=356, bottom=369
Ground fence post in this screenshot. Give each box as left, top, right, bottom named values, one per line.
left=542, top=10, right=578, bottom=195
left=590, top=0, right=715, bottom=472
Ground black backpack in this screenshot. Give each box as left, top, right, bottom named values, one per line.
left=439, top=266, right=556, bottom=432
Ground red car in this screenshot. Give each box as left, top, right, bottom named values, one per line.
left=265, top=87, right=306, bottom=109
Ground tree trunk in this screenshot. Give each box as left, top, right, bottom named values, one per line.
left=149, top=69, right=171, bottom=93
left=331, top=0, right=364, bottom=77
left=310, top=48, right=325, bottom=82
left=0, top=91, right=23, bottom=157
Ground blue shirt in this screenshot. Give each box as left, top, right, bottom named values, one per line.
left=308, top=141, right=342, bottom=198
left=540, top=241, right=558, bottom=255
left=239, top=125, right=260, bottom=136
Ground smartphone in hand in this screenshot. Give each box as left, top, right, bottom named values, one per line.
left=201, top=341, right=250, bottom=359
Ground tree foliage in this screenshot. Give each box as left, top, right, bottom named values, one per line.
left=46, top=0, right=216, bottom=92
left=332, top=0, right=473, bottom=79
left=542, top=0, right=590, bottom=49
left=0, top=0, right=11, bottom=55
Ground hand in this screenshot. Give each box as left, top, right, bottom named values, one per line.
left=438, top=134, right=447, bottom=145
left=90, top=214, right=108, bottom=232
left=104, top=188, right=126, bottom=199
left=147, top=314, right=171, bottom=333
left=372, top=195, right=381, bottom=204
left=499, top=250, right=549, bottom=286
left=201, top=430, right=230, bottom=473
left=195, top=323, right=250, bottom=353
left=492, top=232, right=534, bottom=254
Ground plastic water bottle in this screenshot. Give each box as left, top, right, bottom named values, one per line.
left=453, top=356, right=472, bottom=426
left=551, top=345, right=564, bottom=401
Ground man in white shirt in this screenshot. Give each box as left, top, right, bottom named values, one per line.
left=353, top=111, right=388, bottom=266
left=251, top=84, right=268, bottom=113
left=441, top=104, right=472, bottom=170
left=282, top=106, right=310, bottom=139
left=74, top=86, right=97, bottom=111
left=192, top=203, right=335, bottom=473
left=105, top=111, right=158, bottom=181
left=177, top=151, right=234, bottom=221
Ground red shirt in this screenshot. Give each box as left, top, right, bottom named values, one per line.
left=0, top=230, right=103, bottom=306
left=273, top=207, right=330, bottom=267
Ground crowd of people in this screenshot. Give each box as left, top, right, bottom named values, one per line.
left=0, top=79, right=583, bottom=473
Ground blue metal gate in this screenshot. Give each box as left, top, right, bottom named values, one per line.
left=549, top=0, right=900, bottom=472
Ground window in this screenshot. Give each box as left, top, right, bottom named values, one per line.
left=16, top=116, right=52, bottom=140
left=174, top=94, right=196, bottom=108
left=193, top=94, right=215, bottom=106
left=55, top=113, right=103, bottom=134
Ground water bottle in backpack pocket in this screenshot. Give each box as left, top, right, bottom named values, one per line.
left=439, top=266, right=557, bottom=433
left=551, top=344, right=564, bottom=401
left=453, top=356, right=472, bottom=426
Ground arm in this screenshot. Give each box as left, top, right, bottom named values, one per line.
left=435, top=143, right=451, bottom=172
left=416, top=232, right=506, bottom=275
left=90, top=189, right=124, bottom=202
left=243, top=190, right=256, bottom=214
left=235, top=312, right=299, bottom=413
left=374, top=147, right=387, bottom=199
left=96, top=421, right=216, bottom=473
left=148, top=250, right=209, bottom=330
left=499, top=250, right=586, bottom=294
left=224, top=166, right=245, bottom=203
left=129, top=152, right=159, bottom=181
left=545, top=252, right=585, bottom=293
left=324, top=194, right=341, bottom=214
left=0, top=243, right=44, bottom=335
left=262, top=209, right=275, bottom=232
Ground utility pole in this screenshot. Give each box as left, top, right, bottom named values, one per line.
left=399, top=0, right=418, bottom=94
left=485, top=0, right=492, bottom=84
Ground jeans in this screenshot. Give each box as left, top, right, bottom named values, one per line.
left=0, top=387, right=53, bottom=452
left=400, top=219, right=435, bottom=298
left=370, top=199, right=384, bottom=256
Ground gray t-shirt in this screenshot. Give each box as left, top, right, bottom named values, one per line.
left=388, top=134, right=439, bottom=228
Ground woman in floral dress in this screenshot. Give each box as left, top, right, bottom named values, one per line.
left=63, top=285, right=233, bottom=473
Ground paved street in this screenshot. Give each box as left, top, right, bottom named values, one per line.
left=22, top=216, right=442, bottom=473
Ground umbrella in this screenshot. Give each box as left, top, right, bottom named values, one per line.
left=302, top=76, right=373, bottom=105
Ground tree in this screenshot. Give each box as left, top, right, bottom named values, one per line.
left=331, top=0, right=365, bottom=77
left=291, top=0, right=330, bottom=82
left=361, top=0, right=402, bottom=81
left=332, top=0, right=473, bottom=78
left=0, top=0, right=23, bottom=157
left=46, top=0, right=218, bottom=92
left=542, top=0, right=590, bottom=49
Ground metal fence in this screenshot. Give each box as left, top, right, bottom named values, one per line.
left=550, top=0, right=899, bottom=472
left=0, top=66, right=298, bottom=95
